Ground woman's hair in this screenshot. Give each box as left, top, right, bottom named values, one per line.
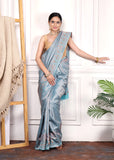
left=48, top=12, right=62, bottom=22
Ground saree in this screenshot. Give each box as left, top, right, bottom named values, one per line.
left=35, top=31, right=71, bottom=150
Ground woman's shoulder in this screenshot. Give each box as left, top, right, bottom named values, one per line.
left=40, top=34, right=48, bottom=43
left=62, top=31, right=72, bottom=33
left=61, top=31, right=72, bottom=37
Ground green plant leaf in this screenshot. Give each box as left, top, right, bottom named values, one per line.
left=97, top=93, right=114, bottom=99
left=98, top=80, right=114, bottom=94
left=94, top=93, right=114, bottom=107
left=87, top=105, right=113, bottom=118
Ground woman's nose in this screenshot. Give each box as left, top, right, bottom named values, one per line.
left=54, top=22, right=57, bottom=26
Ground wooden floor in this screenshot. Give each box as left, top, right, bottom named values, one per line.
left=0, top=142, right=114, bottom=160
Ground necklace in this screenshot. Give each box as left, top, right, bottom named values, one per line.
left=50, top=31, right=60, bottom=35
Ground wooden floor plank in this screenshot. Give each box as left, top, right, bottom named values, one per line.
left=0, top=141, right=114, bottom=160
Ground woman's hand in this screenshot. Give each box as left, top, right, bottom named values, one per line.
left=46, top=74, right=56, bottom=86
left=96, top=57, right=110, bottom=64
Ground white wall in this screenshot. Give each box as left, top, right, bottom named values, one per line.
left=0, top=0, right=114, bottom=142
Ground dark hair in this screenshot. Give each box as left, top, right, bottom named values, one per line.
left=48, top=12, right=62, bottom=22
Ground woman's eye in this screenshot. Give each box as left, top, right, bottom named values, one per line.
left=57, top=21, right=60, bottom=24
left=51, top=21, right=54, bottom=23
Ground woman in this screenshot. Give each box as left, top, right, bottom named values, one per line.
left=35, top=12, right=109, bottom=151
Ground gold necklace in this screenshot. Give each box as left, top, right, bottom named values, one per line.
left=50, top=31, right=60, bottom=35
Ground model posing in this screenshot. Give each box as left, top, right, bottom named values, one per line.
left=35, top=12, right=109, bottom=150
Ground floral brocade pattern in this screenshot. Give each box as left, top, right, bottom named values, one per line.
left=35, top=31, right=71, bottom=150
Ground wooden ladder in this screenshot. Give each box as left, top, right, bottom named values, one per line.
left=0, top=0, right=29, bottom=150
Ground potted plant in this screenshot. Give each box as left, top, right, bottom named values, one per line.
left=87, top=80, right=114, bottom=140
left=87, top=80, right=114, bottom=118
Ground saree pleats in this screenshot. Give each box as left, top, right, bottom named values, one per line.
left=35, top=31, right=71, bottom=150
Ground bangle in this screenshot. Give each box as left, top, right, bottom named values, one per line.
left=45, top=72, right=51, bottom=77
left=95, top=57, right=99, bottom=63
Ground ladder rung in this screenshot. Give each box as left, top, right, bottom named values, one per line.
left=15, top=18, right=21, bottom=22
left=10, top=101, right=24, bottom=105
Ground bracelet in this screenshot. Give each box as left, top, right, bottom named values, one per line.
left=45, top=72, right=51, bottom=77
left=95, top=57, right=99, bottom=63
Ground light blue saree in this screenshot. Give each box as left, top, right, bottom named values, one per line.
left=35, top=31, right=71, bottom=150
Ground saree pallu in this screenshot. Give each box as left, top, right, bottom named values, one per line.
left=35, top=31, right=71, bottom=150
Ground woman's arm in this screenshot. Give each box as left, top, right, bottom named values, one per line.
left=35, top=36, right=55, bottom=86
left=35, top=36, right=49, bottom=75
left=68, top=37, right=109, bottom=63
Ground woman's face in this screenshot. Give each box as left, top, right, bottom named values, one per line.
left=48, top=16, right=62, bottom=32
